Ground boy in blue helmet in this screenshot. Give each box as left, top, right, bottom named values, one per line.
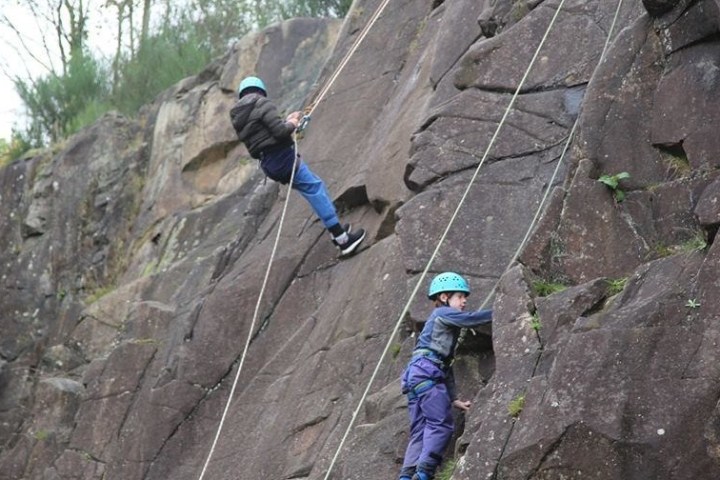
left=229, top=76, right=365, bottom=256
left=398, top=272, right=493, bottom=480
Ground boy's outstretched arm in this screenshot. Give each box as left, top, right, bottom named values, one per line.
left=437, top=307, right=492, bottom=329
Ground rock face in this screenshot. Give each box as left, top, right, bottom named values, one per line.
left=2, top=2, right=720, bottom=480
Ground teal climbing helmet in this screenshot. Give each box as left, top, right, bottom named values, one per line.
left=428, top=272, right=470, bottom=299
left=238, top=76, right=267, bottom=97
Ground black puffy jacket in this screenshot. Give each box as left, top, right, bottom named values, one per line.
left=229, top=93, right=295, bottom=159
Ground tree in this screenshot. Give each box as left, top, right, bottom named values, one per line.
left=14, top=51, right=107, bottom=142
left=255, top=0, right=352, bottom=24
left=278, top=0, right=353, bottom=18
left=1, top=0, right=353, bottom=149
left=1, top=0, right=103, bottom=142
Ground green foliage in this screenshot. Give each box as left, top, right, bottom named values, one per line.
left=666, top=155, right=691, bottom=176
left=178, top=0, right=255, bottom=56
left=660, top=145, right=691, bottom=178
left=0, top=128, right=43, bottom=165
left=606, top=277, right=628, bottom=296
left=532, top=280, right=566, bottom=297
left=653, top=243, right=673, bottom=258
left=678, top=232, right=707, bottom=253
left=66, top=99, right=114, bottom=137
left=653, top=232, right=706, bottom=258
left=0, top=138, right=9, bottom=167
left=390, top=343, right=402, bottom=359
left=34, top=429, right=51, bottom=441
left=15, top=51, right=108, bottom=143
left=598, top=171, right=631, bottom=202
left=112, top=27, right=212, bottom=114
left=529, top=312, right=541, bottom=332
left=510, top=1, right=531, bottom=22
left=10, top=0, right=353, bottom=149
left=508, top=393, right=525, bottom=418
left=685, top=299, right=701, bottom=309
left=256, top=0, right=353, bottom=26
left=85, top=285, right=115, bottom=304
left=436, top=458, right=457, bottom=480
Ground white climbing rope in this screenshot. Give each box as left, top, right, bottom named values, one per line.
left=476, top=0, right=624, bottom=311
left=319, top=1, right=571, bottom=479
left=196, top=134, right=302, bottom=480
left=307, top=0, right=393, bottom=117
left=198, top=1, right=398, bottom=476
left=199, top=0, right=625, bottom=477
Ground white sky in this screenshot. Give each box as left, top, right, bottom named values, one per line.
left=0, top=5, right=36, bottom=140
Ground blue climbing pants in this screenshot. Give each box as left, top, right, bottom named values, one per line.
left=399, top=357, right=454, bottom=478
left=260, top=148, right=340, bottom=229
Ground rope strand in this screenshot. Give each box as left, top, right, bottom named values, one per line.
left=198, top=0, right=625, bottom=477
left=319, top=2, right=570, bottom=478
left=196, top=134, right=302, bottom=480
left=307, top=0, right=393, bottom=116
left=197, top=0, right=395, bottom=474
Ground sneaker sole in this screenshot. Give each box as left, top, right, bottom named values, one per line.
left=339, top=230, right=366, bottom=256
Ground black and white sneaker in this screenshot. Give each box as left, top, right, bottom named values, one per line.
left=332, top=227, right=366, bottom=256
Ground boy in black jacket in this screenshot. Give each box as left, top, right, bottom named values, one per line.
left=230, top=76, right=365, bottom=256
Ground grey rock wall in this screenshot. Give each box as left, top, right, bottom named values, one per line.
left=1, top=1, right=720, bottom=479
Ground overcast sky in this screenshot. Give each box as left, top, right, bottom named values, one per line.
left=0, top=4, right=36, bottom=140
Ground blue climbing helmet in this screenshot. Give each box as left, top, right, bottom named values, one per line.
left=238, top=76, right=267, bottom=97
left=428, top=272, right=470, bottom=299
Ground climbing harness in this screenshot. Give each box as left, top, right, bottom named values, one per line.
left=412, top=348, right=447, bottom=367
left=404, top=379, right=437, bottom=400
left=318, top=0, right=626, bottom=478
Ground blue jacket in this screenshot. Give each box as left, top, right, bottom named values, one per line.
left=404, top=306, right=492, bottom=400
left=415, top=306, right=492, bottom=362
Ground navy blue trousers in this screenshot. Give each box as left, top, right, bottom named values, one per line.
left=260, top=148, right=340, bottom=229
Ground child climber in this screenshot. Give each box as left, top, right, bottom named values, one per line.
left=398, top=272, right=493, bottom=480
left=229, top=76, right=365, bottom=256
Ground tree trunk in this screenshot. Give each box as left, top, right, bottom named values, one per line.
left=141, top=0, right=152, bottom=47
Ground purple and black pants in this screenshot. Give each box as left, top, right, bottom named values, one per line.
left=399, top=357, right=454, bottom=479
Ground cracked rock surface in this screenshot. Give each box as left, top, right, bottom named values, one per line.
left=2, top=1, right=720, bottom=479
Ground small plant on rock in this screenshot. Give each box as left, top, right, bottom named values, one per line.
left=678, top=232, right=707, bottom=253
left=653, top=243, right=673, bottom=258
left=532, top=280, right=566, bottom=297
left=436, top=458, right=457, bottom=480
left=598, top=171, right=631, bottom=202
left=606, top=277, right=628, bottom=296
left=529, top=312, right=541, bottom=332
left=508, top=393, right=526, bottom=418
left=685, top=299, right=701, bottom=309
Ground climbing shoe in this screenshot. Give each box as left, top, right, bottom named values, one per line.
left=333, top=227, right=365, bottom=256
